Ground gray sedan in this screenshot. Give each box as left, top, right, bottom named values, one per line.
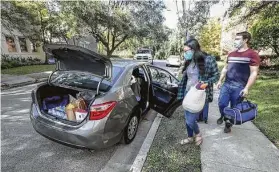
left=30, top=44, right=181, bottom=150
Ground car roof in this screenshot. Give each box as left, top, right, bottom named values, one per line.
left=111, top=59, right=146, bottom=68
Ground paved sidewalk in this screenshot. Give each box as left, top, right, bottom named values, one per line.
left=1, top=71, right=51, bottom=89
left=199, top=89, right=279, bottom=172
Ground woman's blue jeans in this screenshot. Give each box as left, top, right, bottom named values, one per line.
left=197, top=102, right=209, bottom=121
left=184, top=110, right=200, bottom=137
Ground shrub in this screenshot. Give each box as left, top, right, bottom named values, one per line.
left=1, top=54, right=43, bottom=69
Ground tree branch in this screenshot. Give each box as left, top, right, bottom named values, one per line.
left=90, top=27, right=108, bottom=47
left=110, top=35, right=129, bottom=53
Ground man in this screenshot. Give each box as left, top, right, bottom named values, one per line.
left=216, top=31, right=260, bottom=133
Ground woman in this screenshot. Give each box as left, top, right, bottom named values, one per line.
left=177, top=39, right=220, bottom=146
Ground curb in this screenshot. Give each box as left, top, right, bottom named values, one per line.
left=129, top=113, right=163, bottom=172
left=1, top=78, right=48, bottom=90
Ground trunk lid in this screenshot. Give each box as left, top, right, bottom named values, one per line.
left=44, top=44, right=112, bottom=80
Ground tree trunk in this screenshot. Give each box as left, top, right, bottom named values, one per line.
left=272, top=45, right=279, bottom=57
left=107, top=49, right=112, bottom=58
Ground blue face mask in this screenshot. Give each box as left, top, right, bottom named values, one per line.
left=184, top=50, right=194, bottom=60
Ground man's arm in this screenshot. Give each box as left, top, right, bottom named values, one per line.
left=241, top=66, right=259, bottom=96
left=219, top=64, right=228, bottom=82
left=217, top=64, right=228, bottom=89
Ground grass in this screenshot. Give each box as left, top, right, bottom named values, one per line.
left=250, top=69, right=279, bottom=147
left=142, top=107, right=201, bottom=172
left=1, top=65, right=55, bottom=75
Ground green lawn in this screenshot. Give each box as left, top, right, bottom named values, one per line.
left=250, top=69, right=279, bottom=147
left=1, top=65, right=55, bottom=75
left=142, top=107, right=201, bottom=172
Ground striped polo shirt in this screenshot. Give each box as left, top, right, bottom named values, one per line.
left=226, top=49, right=260, bottom=87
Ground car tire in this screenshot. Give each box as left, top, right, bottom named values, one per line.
left=123, top=112, right=140, bottom=144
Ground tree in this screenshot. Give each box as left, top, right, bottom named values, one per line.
left=176, top=1, right=218, bottom=39
left=250, top=3, right=279, bottom=56
left=61, top=0, right=166, bottom=58
left=1, top=1, right=48, bottom=43
left=229, top=1, right=278, bottom=24
left=226, top=1, right=279, bottom=56
left=198, top=18, right=222, bottom=57
left=1, top=1, right=80, bottom=44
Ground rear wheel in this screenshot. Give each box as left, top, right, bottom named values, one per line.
left=123, top=113, right=139, bottom=144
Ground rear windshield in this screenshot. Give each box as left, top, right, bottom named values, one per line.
left=50, top=66, right=124, bottom=92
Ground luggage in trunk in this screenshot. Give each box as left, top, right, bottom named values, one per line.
left=36, top=84, right=95, bottom=123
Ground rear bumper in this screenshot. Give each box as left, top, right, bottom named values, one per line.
left=30, top=105, right=120, bottom=149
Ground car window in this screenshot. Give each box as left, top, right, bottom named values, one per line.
left=149, top=67, right=172, bottom=84
left=137, top=49, right=151, bottom=54
left=148, top=66, right=179, bottom=85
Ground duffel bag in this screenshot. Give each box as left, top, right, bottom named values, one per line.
left=42, top=95, right=69, bottom=111
left=224, top=98, right=258, bottom=125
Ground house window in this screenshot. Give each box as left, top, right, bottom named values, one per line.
left=5, top=36, right=17, bottom=52
left=19, top=37, right=28, bottom=52
left=30, top=41, right=38, bottom=52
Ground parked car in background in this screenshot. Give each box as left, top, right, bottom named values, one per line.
left=166, top=55, right=182, bottom=67
left=134, top=48, right=153, bottom=63
left=30, top=44, right=180, bottom=150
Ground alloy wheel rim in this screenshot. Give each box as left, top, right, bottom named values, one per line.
left=128, top=116, right=138, bottom=140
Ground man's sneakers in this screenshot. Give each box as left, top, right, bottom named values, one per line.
left=217, top=117, right=232, bottom=133
left=224, top=121, right=232, bottom=133
left=217, top=116, right=224, bottom=125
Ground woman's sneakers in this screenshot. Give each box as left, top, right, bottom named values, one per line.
left=217, top=116, right=224, bottom=125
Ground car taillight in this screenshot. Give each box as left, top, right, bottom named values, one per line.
left=89, top=101, right=117, bottom=120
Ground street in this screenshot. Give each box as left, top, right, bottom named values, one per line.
left=1, top=60, right=180, bottom=172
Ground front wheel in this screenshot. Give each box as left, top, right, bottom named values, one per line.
left=123, top=113, right=139, bottom=144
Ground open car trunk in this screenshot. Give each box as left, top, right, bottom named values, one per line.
left=35, top=84, right=96, bottom=125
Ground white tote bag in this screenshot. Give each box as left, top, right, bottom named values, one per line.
left=182, top=85, right=206, bottom=113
